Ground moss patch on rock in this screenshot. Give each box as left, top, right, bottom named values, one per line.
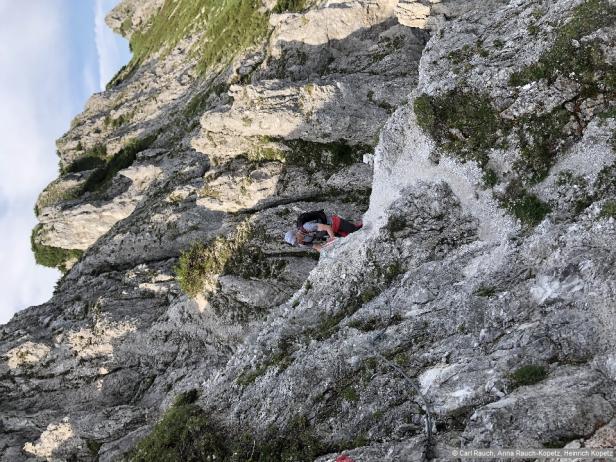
left=599, top=200, right=616, bottom=219
left=509, top=0, right=616, bottom=95
left=414, top=91, right=502, bottom=166
left=514, top=108, right=571, bottom=183
left=505, top=190, right=552, bottom=227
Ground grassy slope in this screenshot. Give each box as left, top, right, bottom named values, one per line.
left=110, top=0, right=270, bottom=86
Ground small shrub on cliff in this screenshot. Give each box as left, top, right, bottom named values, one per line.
left=81, top=135, right=156, bottom=193
left=130, top=391, right=227, bottom=462
left=130, top=399, right=335, bottom=462
left=30, top=225, right=83, bottom=273
left=510, top=364, right=547, bottom=387
left=62, top=144, right=107, bottom=174
left=175, top=222, right=253, bottom=297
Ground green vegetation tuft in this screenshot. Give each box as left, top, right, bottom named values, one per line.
left=114, top=0, right=269, bottom=85
left=385, top=215, right=407, bottom=234
left=183, top=83, right=229, bottom=121
left=506, top=191, right=552, bottom=227
left=104, top=113, right=132, bottom=129
left=63, top=156, right=106, bottom=174
left=509, top=0, right=616, bottom=96
left=348, top=317, right=380, bottom=332
left=393, top=352, right=409, bottom=367
left=86, top=440, right=102, bottom=457
left=341, top=385, right=359, bottom=402
left=360, top=288, right=378, bottom=304
left=81, top=135, right=156, bottom=194
left=514, top=108, right=571, bottom=183
left=130, top=400, right=339, bottom=462
left=246, top=145, right=286, bottom=164
left=236, top=364, right=269, bottom=386
left=475, top=286, right=496, bottom=297
left=273, top=0, right=308, bottom=13
left=594, top=164, right=616, bottom=198
left=239, top=137, right=370, bottom=173
left=414, top=91, right=501, bottom=166
left=175, top=221, right=253, bottom=297
left=236, top=336, right=297, bottom=386
left=31, top=225, right=83, bottom=273
left=129, top=394, right=226, bottom=462
left=35, top=182, right=81, bottom=214
left=174, top=389, right=200, bottom=406
left=482, top=168, right=499, bottom=188
left=447, top=44, right=474, bottom=65
left=543, top=439, right=570, bottom=449
left=62, top=144, right=107, bottom=174
left=599, top=200, right=616, bottom=219
left=510, top=364, right=548, bottom=387
left=283, top=139, right=372, bottom=173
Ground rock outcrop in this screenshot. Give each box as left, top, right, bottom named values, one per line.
left=2, top=0, right=616, bottom=460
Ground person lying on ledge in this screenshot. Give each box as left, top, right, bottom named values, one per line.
left=283, top=209, right=363, bottom=252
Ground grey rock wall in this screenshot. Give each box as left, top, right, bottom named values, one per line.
left=2, top=0, right=616, bottom=460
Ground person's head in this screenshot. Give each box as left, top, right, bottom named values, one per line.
left=284, top=229, right=297, bottom=246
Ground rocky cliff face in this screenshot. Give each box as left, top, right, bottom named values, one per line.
left=2, top=0, right=616, bottom=460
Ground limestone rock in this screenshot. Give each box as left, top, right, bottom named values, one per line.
left=105, top=0, right=165, bottom=38
left=2, top=0, right=616, bottom=460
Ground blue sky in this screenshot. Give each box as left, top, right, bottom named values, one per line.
left=0, top=0, right=131, bottom=324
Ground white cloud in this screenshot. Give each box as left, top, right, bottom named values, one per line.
left=95, top=0, right=131, bottom=91
left=0, top=1, right=130, bottom=325
left=0, top=2, right=79, bottom=324
left=0, top=213, right=60, bottom=325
